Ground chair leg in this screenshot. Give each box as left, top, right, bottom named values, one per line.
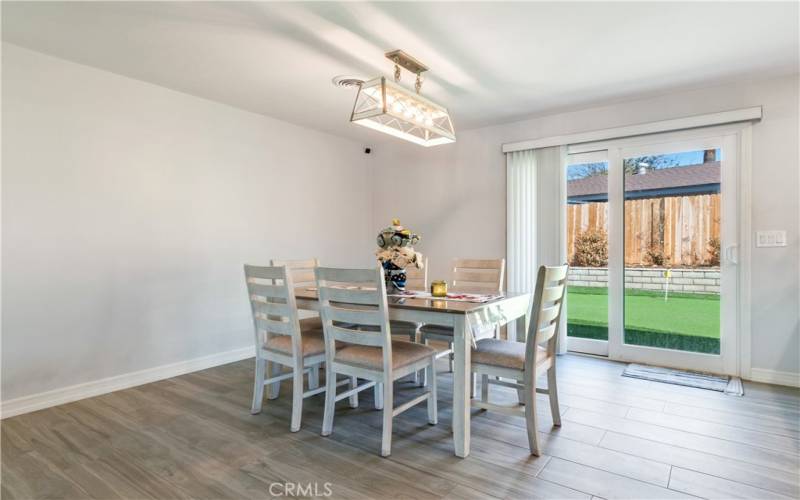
left=448, top=343, right=454, bottom=373
left=374, top=383, right=384, bottom=410
left=427, top=360, right=438, bottom=425
left=524, top=381, right=541, bottom=456
left=410, top=329, right=420, bottom=386
left=308, top=363, right=320, bottom=390
left=290, top=367, right=304, bottom=432
left=321, top=369, right=336, bottom=436
left=250, top=358, right=266, bottom=414
left=380, top=376, right=393, bottom=457
left=470, top=372, right=477, bottom=398
left=266, top=361, right=281, bottom=400
left=547, top=365, right=561, bottom=427
left=422, top=337, right=431, bottom=387
left=349, top=376, right=359, bottom=408
left=480, top=373, right=489, bottom=403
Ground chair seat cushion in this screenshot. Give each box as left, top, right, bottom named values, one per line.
left=263, top=317, right=325, bottom=357
left=264, top=330, right=325, bottom=357
left=335, top=340, right=436, bottom=371
left=471, top=338, right=547, bottom=370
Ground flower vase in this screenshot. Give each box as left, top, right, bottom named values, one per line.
left=382, top=261, right=407, bottom=292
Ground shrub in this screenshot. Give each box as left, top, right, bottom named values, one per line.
left=645, top=246, right=669, bottom=267
left=571, top=229, right=608, bottom=267
left=707, top=237, right=721, bottom=266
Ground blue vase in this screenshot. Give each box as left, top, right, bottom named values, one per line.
left=382, top=261, right=407, bottom=291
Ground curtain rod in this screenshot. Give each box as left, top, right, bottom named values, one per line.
left=502, top=106, right=762, bottom=153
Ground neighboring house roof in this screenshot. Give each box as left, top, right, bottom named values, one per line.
left=567, top=162, right=720, bottom=202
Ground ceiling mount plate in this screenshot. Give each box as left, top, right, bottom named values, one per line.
left=385, top=50, right=428, bottom=75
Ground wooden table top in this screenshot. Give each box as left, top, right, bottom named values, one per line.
left=294, top=287, right=529, bottom=315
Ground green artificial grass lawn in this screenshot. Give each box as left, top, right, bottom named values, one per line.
left=567, top=286, right=720, bottom=339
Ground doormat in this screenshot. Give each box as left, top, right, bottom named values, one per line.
left=622, top=363, right=744, bottom=396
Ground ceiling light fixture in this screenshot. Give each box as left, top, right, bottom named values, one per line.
left=349, top=50, right=455, bottom=147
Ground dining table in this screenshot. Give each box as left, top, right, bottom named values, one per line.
left=294, top=287, right=533, bottom=458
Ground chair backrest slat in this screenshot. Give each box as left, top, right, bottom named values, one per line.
left=316, top=266, right=392, bottom=370
left=271, top=258, right=320, bottom=288
left=525, top=264, right=569, bottom=371
left=253, top=301, right=292, bottom=318
left=244, top=264, right=302, bottom=349
left=323, top=286, right=381, bottom=305
left=539, top=304, right=560, bottom=325
left=247, top=282, right=289, bottom=299
left=541, top=284, right=565, bottom=303
left=536, top=323, right=557, bottom=344
left=327, top=323, right=385, bottom=346
left=451, top=258, right=505, bottom=293
left=255, top=317, right=292, bottom=336
left=325, top=305, right=383, bottom=327
left=404, top=257, right=428, bottom=291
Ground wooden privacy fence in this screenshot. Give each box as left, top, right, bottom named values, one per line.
left=567, top=194, right=720, bottom=266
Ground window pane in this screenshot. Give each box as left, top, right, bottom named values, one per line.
left=566, top=161, right=609, bottom=342
left=622, top=150, right=721, bottom=354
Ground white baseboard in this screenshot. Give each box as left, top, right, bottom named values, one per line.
left=748, top=368, right=800, bottom=388
left=1, top=346, right=254, bottom=419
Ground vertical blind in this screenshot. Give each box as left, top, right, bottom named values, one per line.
left=506, top=149, right=537, bottom=295
left=506, top=146, right=568, bottom=353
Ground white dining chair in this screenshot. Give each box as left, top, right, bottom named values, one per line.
left=272, top=258, right=322, bottom=388
left=245, top=264, right=353, bottom=432
left=316, top=266, right=438, bottom=457
left=419, top=258, right=505, bottom=373
left=470, top=264, right=567, bottom=456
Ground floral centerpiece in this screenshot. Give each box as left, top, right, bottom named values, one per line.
left=375, top=219, right=424, bottom=292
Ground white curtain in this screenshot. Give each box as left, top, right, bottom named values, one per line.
left=506, top=145, right=568, bottom=353
left=506, top=149, right=537, bottom=295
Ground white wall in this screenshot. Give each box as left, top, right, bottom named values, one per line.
left=1, top=43, right=374, bottom=405
left=372, top=74, right=800, bottom=380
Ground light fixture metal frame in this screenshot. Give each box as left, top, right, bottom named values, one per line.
left=350, top=76, right=455, bottom=147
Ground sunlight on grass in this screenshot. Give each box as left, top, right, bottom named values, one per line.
left=567, top=286, right=719, bottom=338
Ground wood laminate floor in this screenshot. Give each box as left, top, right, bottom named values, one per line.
left=2, top=354, right=799, bottom=499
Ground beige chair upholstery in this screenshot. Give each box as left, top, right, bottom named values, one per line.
left=265, top=329, right=326, bottom=357
left=471, top=338, right=547, bottom=370
left=336, top=341, right=436, bottom=371
left=471, top=264, right=568, bottom=456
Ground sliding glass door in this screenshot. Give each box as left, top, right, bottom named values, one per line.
left=566, top=128, right=741, bottom=375
left=566, top=151, right=610, bottom=356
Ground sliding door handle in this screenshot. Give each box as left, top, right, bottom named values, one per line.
left=725, top=244, right=738, bottom=265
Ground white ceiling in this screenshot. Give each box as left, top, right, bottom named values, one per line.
left=3, top=2, right=798, bottom=144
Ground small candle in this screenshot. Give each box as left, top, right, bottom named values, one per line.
left=431, top=280, right=448, bottom=297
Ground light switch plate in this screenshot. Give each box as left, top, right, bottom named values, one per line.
left=755, top=230, right=787, bottom=247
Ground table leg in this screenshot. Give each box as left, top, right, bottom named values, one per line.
left=452, top=315, right=471, bottom=458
